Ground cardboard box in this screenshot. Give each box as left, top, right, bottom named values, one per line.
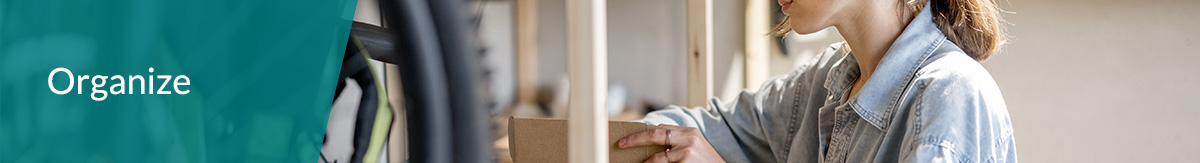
left=508, top=117, right=667, bottom=163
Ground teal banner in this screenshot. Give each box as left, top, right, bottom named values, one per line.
left=1, top=0, right=355, bottom=162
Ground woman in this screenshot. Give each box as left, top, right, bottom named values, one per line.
left=617, top=0, right=1016, bottom=162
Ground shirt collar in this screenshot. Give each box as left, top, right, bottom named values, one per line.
left=825, top=1, right=949, bottom=130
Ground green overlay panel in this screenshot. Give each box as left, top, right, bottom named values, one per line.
left=1, top=0, right=355, bottom=162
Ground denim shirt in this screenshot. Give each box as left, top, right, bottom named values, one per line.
left=637, top=2, right=1017, bottom=163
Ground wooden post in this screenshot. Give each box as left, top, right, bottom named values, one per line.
left=566, top=0, right=607, bottom=162
left=687, top=0, right=713, bottom=108
left=516, top=0, right=539, bottom=104
left=744, top=0, right=769, bottom=91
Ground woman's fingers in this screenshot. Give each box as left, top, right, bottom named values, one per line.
left=643, top=150, right=668, bottom=163
left=624, top=125, right=725, bottom=163
left=644, top=147, right=688, bottom=163
left=619, top=128, right=673, bottom=148
left=620, top=124, right=706, bottom=148
left=619, top=124, right=696, bottom=148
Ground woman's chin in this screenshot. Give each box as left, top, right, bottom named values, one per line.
left=788, top=23, right=824, bottom=35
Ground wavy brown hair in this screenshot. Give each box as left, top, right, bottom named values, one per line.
left=772, top=0, right=1007, bottom=61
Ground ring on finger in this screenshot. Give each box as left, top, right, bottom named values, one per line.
left=665, top=130, right=672, bottom=161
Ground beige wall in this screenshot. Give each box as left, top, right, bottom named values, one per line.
left=984, top=0, right=1200, bottom=162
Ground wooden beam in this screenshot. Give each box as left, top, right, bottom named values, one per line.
left=687, top=0, right=713, bottom=108
left=385, top=64, right=408, bottom=162
left=516, top=0, right=539, bottom=104
left=566, top=0, right=607, bottom=162
left=744, top=0, right=769, bottom=91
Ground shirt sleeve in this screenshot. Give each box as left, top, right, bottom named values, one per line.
left=636, top=74, right=798, bottom=163
left=635, top=43, right=845, bottom=163
left=899, top=54, right=1017, bottom=163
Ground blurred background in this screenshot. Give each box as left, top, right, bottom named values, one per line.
left=346, top=0, right=1200, bottom=162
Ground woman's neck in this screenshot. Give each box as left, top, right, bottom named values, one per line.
left=834, top=2, right=914, bottom=98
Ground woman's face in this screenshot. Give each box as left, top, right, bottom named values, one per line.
left=779, top=0, right=848, bottom=34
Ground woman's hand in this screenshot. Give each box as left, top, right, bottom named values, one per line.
left=618, top=124, right=726, bottom=163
